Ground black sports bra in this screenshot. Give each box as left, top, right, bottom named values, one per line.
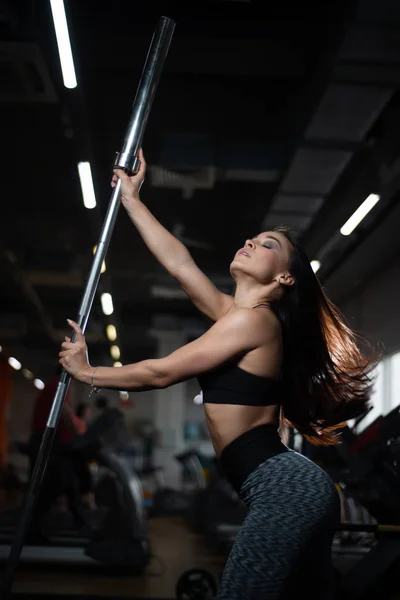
left=197, top=363, right=283, bottom=407
left=197, top=304, right=283, bottom=407
left=197, top=304, right=283, bottom=406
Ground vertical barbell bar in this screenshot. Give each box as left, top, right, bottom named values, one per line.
left=0, top=16, right=175, bottom=598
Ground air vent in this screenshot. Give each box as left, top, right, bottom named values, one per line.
left=0, top=42, right=57, bottom=103
left=150, top=285, right=188, bottom=300
left=148, top=165, right=216, bottom=199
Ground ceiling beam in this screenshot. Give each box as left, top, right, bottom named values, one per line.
left=0, top=327, right=105, bottom=344
left=23, top=270, right=85, bottom=288
left=77, top=32, right=305, bottom=79
left=0, top=242, right=57, bottom=343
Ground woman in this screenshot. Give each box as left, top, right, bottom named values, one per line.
left=59, top=150, right=377, bottom=599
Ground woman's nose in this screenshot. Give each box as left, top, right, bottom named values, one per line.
left=245, top=239, right=255, bottom=249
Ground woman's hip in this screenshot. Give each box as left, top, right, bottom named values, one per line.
left=240, top=451, right=340, bottom=522
left=218, top=423, right=289, bottom=495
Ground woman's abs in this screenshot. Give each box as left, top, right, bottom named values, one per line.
left=204, top=403, right=280, bottom=456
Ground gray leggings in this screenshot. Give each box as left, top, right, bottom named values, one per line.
left=217, top=451, right=340, bottom=600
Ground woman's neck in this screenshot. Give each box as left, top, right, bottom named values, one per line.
left=233, top=282, right=270, bottom=309
left=232, top=275, right=284, bottom=309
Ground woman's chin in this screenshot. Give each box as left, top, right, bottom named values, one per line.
left=229, top=262, right=239, bottom=277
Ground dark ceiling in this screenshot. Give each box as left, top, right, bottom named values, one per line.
left=1, top=0, right=400, bottom=382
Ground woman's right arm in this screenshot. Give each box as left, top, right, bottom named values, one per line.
left=112, top=150, right=233, bottom=322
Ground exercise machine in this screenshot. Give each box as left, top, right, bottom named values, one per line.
left=176, top=568, right=218, bottom=600
left=305, top=404, right=400, bottom=525
left=175, top=522, right=400, bottom=600
left=0, top=408, right=150, bottom=572
left=188, top=457, right=247, bottom=553
left=149, top=450, right=207, bottom=517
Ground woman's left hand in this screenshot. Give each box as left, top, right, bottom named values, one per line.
left=59, top=319, right=90, bottom=378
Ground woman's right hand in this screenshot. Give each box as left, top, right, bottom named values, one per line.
left=111, top=147, right=146, bottom=208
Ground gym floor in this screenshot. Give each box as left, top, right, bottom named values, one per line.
left=3, top=516, right=400, bottom=599
left=2, top=492, right=400, bottom=599
left=6, top=516, right=224, bottom=599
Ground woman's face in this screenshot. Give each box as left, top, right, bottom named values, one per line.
left=230, top=231, right=293, bottom=284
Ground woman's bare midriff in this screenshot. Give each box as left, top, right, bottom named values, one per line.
left=203, top=308, right=284, bottom=456
left=204, top=403, right=280, bottom=457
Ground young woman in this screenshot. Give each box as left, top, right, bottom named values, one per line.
left=59, top=149, right=377, bottom=599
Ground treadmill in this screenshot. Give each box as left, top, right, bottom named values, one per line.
left=0, top=410, right=150, bottom=571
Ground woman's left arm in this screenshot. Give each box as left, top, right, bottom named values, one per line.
left=60, top=310, right=277, bottom=391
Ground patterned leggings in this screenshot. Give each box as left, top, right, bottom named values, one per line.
left=216, top=451, right=340, bottom=600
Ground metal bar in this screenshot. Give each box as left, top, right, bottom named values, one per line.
left=338, top=523, right=400, bottom=535
left=0, top=16, right=175, bottom=598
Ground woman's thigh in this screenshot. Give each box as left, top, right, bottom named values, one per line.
left=216, top=452, right=340, bottom=600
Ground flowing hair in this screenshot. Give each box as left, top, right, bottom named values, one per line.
left=271, top=227, right=381, bottom=446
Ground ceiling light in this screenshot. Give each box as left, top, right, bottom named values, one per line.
left=22, top=369, right=34, bottom=380
left=78, top=162, right=97, bottom=209
left=8, top=357, right=21, bottom=370
left=101, top=292, right=114, bottom=315
left=0, top=345, right=2, bottom=353
left=113, top=361, right=122, bottom=367
left=106, top=324, right=117, bottom=341
left=34, top=379, right=45, bottom=390
left=110, top=345, right=120, bottom=360
left=49, top=0, right=77, bottom=89
left=310, top=260, right=321, bottom=273
left=340, top=194, right=380, bottom=236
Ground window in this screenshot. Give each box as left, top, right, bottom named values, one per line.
left=390, top=351, right=400, bottom=412
left=356, top=361, right=385, bottom=433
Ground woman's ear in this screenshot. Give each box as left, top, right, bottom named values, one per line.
left=276, top=272, right=295, bottom=287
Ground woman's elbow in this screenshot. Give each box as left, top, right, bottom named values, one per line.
left=148, top=360, right=172, bottom=389
left=151, top=360, right=182, bottom=389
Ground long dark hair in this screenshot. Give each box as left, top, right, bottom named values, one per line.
left=271, top=227, right=381, bottom=445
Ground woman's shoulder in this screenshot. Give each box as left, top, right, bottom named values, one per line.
left=217, top=306, right=280, bottom=340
